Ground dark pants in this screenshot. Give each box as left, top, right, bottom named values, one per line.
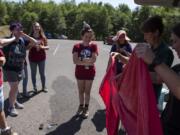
left=23, top=64, right=28, bottom=94
left=30, top=60, right=46, bottom=89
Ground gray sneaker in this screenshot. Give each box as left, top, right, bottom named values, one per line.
left=42, top=87, right=48, bottom=93
left=22, top=92, right=30, bottom=98
left=15, top=102, right=24, bottom=109
left=1, top=128, right=18, bottom=135
left=8, top=107, right=18, bottom=117
left=34, top=88, right=38, bottom=94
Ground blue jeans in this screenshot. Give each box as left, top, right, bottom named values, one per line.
left=30, top=60, right=46, bottom=89
left=23, top=64, right=28, bottom=94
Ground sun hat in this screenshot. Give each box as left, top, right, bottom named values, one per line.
left=112, top=30, right=130, bottom=41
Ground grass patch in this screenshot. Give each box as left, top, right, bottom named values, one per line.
left=0, top=25, right=10, bottom=38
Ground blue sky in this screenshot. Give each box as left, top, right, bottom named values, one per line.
left=75, top=0, right=139, bottom=10
left=13, top=0, right=140, bottom=10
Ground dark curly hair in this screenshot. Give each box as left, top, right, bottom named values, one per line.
left=141, top=15, right=164, bottom=36
left=9, top=22, right=23, bottom=31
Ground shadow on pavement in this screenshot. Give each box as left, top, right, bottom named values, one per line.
left=91, top=109, right=106, bottom=132
left=46, top=76, right=83, bottom=135
left=91, top=109, right=126, bottom=135
left=4, top=90, right=43, bottom=117
left=46, top=115, right=84, bottom=135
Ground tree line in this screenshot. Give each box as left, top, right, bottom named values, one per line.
left=0, top=0, right=180, bottom=42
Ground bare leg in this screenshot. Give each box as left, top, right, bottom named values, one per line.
left=8, top=81, right=19, bottom=108
left=0, top=111, right=7, bottom=129
left=84, top=80, right=93, bottom=105
left=77, top=80, right=85, bottom=105
left=82, top=80, right=93, bottom=118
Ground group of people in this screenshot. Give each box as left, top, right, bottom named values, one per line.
left=72, top=16, right=180, bottom=135
left=0, top=22, right=49, bottom=135
left=111, top=16, right=180, bottom=135
left=0, top=15, right=180, bottom=135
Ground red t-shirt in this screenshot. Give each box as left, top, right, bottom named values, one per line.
left=28, top=38, right=46, bottom=62
left=72, top=43, right=98, bottom=80
left=0, top=49, right=4, bottom=86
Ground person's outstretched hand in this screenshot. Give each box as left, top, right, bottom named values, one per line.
left=135, top=43, right=155, bottom=64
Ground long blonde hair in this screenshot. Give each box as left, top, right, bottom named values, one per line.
left=31, top=22, right=47, bottom=46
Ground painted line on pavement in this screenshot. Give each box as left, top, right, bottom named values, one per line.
left=53, top=44, right=60, bottom=56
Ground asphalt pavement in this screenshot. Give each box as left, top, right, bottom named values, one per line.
left=3, top=40, right=179, bottom=135
left=4, top=39, right=111, bottom=135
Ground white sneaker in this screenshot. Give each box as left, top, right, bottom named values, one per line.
left=8, top=107, right=18, bottom=117
left=42, top=87, right=48, bottom=93
left=15, top=102, right=24, bottom=109
left=1, top=127, right=18, bottom=135
left=76, top=106, right=84, bottom=116
left=82, top=107, right=89, bottom=119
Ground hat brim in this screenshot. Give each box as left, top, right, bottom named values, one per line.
left=125, top=36, right=130, bottom=41
left=112, top=35, right=130, bottom=41
left=112, top=36, right=118, bottom=41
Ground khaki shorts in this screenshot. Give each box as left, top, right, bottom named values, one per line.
left=3, top=70, right=24, bottom=82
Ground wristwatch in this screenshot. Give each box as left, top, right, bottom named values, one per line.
left=150, top=56, right=163, bottom=69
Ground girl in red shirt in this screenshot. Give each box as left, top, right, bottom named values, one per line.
left=72, top=22, right=98, bottom=118
left=29, top=22, right=49, bottom=93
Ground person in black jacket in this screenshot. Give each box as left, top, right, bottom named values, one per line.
left=135, top=22, right=180, bottom=135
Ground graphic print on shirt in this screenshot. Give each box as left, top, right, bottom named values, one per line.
left=7, top=41, right=26, bottom=68
left=80, top=48, right=92, bottom=59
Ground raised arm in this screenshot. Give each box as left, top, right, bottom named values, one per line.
left=21, top=32, right=37, bottom=47
left=39, top=38, right=49, bottom=50
left=154, top=64, right=180, bottom=99
left=0, top=37, right=15, bottom=47
left=135, top=43, right=180, bottom=99
left=39, top=45, right=49, bottom=50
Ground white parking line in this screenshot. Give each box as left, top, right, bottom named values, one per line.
left=53, top=44, right=59, bottom=56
